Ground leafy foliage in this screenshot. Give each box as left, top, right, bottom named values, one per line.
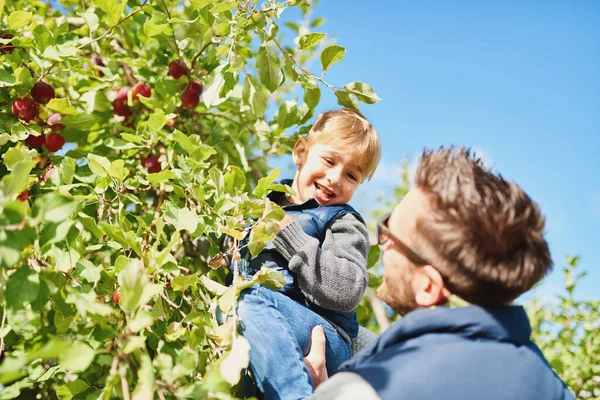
left=0, top=0, right=380, bottom=398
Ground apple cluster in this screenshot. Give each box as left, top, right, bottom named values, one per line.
left=11, top=81, right=65, bottom=153
left=168, top=60, right=204, bottom=109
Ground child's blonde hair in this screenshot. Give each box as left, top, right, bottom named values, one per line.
left=306, top=108, right=381, bottom=181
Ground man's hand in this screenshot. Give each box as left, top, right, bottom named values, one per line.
left=276, top=214, right=295, bottom=232
left=304, top=325, right=328, bottom=389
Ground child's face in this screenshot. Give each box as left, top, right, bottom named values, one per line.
left=291, top=140, right=364, bottom=206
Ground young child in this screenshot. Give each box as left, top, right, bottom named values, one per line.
left=232, top=108, right=381, bottom=399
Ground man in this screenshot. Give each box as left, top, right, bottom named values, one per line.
left=306, top=147, right=575, bottom=400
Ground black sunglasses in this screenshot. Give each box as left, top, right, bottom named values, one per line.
left=377, top=213, right=431, bottom=266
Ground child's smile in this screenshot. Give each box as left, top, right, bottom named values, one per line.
left=291, top=142, right=363, bottom=206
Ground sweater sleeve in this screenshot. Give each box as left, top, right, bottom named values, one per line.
left=311, top=372, right=381, bottom=400
left=272, top=213, right=369, bottom=312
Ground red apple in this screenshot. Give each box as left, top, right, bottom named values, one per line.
left=181, top=88, right=200, bottom=109
left=11, top=98, right=39, bottom=121
left=131, top=82, right=151, bottom=101
left=45, top=133, right=65, bottom=152
left=113, top=99, right=133, bottom=117
left=168, top=60, right=188, bottom=79
left=189, top=81, right=203, bottom=95
left=25, top=133, right=45, bottom=148
left=31, top=81, right=55, bottom=104
left=117, top=86, right=130, bottom=101
left=113, top=293, right=120, bottom=304
left=142, top=154, right=161, bottom=173
left=17, top=190, right=28, bottom=202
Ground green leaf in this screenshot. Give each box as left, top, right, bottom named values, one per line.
left=32, top=193, right=77, bottom=223
left=82, top=10, right=99, bottom=32
left=172, top=274, right=197, bottom=292
left=334, top=89, right=359, bottom=110
left=76, top=259, right=102, bottom=283
left=256, top=45, right=283, bottom=93
left=5, top=267, right=40, bottom=311
left=298, top=32, right=326, bottom=51
left=40, top=219, right=73, bottom=248
left=163, top=202, right=199, bottom=233
left=59, top=342, right=95, bottom=371
left=0, top=226, right=36, bottom=268
left=0, top=160, right=35, bottom=201
left=248, top=222, right=276, bottom=256
left=210, top=1, right=238, bottom=13
left=253, top=168, right=280, bottom=198
left=78, top=212, right=104, bottom=238
left=218, top=226, right=246, bottom=241
left=200, top=275, right=228, bottom=296
left=7, top=11, right=32, bottom=30
left=224, top=166, right=246, bottom=195
left=33, top=24, right=54, bottom=52
left=62, top=114, right=99, bottom=129
left=242, top=75, right=267, bottom=117
left=367, top=244, right=380, bottom=269
left=147, top=170, right=178, bottom=185
left=252, top=266, right=285, bottom=290
left=91, top=0, right=126, bottom=25
left=345, top=81, right=381, bottom=104
left=123, top=336, right=147, bottom=353
left=118, top=258, right=161, bottom=313
left=60, top=157, right=76, bottom=185
left=190, top=0, right=213, bottom=8
left=55, top=379, right=89, bottom=400
left=46, top=98, right=77, bottom=115
left=148, top=109, right=166, bottom=132
left=128, top=311, right=154, bottom=333
left=202, top=65, right=227, bottom=108
left=220, top=336, right=250, bottom=385
left=132, top=354, right=154, bottom=400
left=121, top=132, right=144, bottom=144
left=303, top=78, right=321, bottom=109
left=109, top=159, right=129, bottom=181
left=320, top=45, right=346, bottom=72
left=276, top=99, right=299, bottom=129
left=87, top=153, right=111, bottom=177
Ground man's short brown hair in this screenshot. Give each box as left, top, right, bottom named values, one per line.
left=306, top=108, right=381, bottom=181
left=414, top=147, right=552, bottom=306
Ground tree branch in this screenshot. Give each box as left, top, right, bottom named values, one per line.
left=191, top=40, right=217, bottom=71
left=0, top=302, right=6, bottom=359
left=78, top=0, right=149, bottom=50
left=119, top=364, right=131, bottom=400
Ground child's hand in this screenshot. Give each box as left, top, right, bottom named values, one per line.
left=276, top=215, right=295, bottom=232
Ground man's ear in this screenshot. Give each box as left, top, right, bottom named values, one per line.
left=413, top=265, right=449, bottom=307
left=292, top=137, right=308, bottom=167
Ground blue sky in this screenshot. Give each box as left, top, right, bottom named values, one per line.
left=273, top=0, right=599, bottom=301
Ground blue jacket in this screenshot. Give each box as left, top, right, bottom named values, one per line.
left=236, top=185, right=363, bottom=338
left=340, top=305, right=575, bottom=400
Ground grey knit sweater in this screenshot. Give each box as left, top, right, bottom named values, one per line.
left=271, top=213, right=370, bottom=312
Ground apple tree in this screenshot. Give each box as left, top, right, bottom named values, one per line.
left=0, top=0, right=381, bottom=398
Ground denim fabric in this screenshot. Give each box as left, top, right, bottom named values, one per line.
left=237, top=285, right=351, bottom=400
left=234, top=192, right=362, bottom=338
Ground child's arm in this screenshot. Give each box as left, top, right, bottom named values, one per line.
left=272, top=214, right=369, bottom=312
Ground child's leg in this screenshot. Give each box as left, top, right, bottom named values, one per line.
left=237, top=285, right=351, bottom=399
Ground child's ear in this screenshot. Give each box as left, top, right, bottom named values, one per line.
left=292, top=137, right=308, bottom=166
